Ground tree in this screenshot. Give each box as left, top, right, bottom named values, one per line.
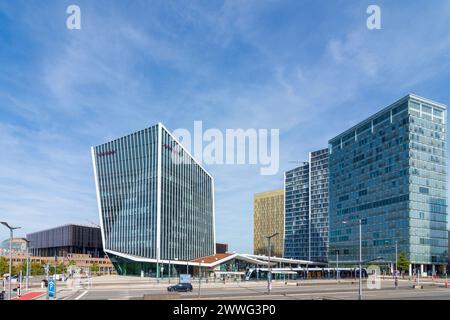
left=91, top=263, right=99, bottom=274
left=0, top=256, right=9, bottom=276
left=30, top=262, right=45, bottom=276
left=56, top=262, right=66, bottom=274
left=13, top=262, right=24, bottom=275
left=397, top=251, right=410, bottom=272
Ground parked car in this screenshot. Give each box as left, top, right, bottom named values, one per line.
left=3, top=274, right=17, bottom=284
left=167, top=283, right=193, bottom=292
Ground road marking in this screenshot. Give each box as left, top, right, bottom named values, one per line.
left=75, top=290, right=88, bottom=300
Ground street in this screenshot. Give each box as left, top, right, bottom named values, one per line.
left=39, top=276, right=450, bottom=300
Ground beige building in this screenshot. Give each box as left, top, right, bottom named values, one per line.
left=253, top=189, right=284, bottom=257
left=1, top=252, right=115, bottom=275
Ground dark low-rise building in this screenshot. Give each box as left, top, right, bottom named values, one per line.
left=216, top=243, right=229, bottom=254
left=27, top=224, right=104, bottom=258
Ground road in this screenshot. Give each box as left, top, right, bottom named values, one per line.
left=53, top=279, right=450, bottom=300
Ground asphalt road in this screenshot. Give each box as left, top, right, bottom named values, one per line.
left=56, top=280, right=450, bottom=300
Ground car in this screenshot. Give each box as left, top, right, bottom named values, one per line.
left=167, top=283, right=193, bottom=292
left=3, top=274, right=18, bottom=284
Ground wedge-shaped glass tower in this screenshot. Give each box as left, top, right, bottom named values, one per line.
left=92, top=123, right=215, bottom=276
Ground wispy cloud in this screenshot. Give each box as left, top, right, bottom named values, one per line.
left=1, top=0, right=450, bottom=250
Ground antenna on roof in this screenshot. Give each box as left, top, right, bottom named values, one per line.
left=86, top=220, right=100, bottom=228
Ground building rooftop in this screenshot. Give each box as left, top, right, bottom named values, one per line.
left=254, top=189, right=284, bottom=198
left=26, top=223, right=100, bottom=237
left=191, top=253, right=233, bottom=264
left=329, top=94, right=447, bottom=145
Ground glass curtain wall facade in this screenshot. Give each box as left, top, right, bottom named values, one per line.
left=284, top=148, right=329, bottom=262
left=92, top=123, right=215, bottom=276
left=309, top=149, right=329, bottom=263
left=160, top=128, right=215, bottom=261
left=329, top=94, right=447, bottom=271
left=284, top=163, right=310, bottom=260
left=284, top=149, right=329, bottom=262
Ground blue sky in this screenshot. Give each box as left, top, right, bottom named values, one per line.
left=1, top=0, right=450, bottom=253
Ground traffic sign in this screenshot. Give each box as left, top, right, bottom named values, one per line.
left=179, top=274, right=191, bottom=284
left=48, top=278, right=56, bottom=298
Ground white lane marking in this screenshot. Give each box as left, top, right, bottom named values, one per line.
left=75, top=290, right=88, bottom=300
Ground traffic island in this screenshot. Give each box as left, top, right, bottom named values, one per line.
left=142, top=293, right=181, bottom=300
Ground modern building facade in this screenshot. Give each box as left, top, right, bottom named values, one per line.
left=284, top=148, right=329, bottom=263
left=216, top=243, right=229, bottom=254
left=92, top=123, right=215, bottom=276
left=284, top=163, right=310, bottom=260
left=309, top=149, right=329, bottom=262
left=253, top=189, right=284, bottom=257
left=448, top=230, right=450, bottom=273
left=5, top=252, right=114, bottom=275
left=0, top=238, right=27, bottom=255
left=190, top=253, right=324, bottom=281
left=329, top=94, right=448, bottom=273
left=27, top=224, right=104, bottom=257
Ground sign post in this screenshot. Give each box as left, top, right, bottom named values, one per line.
left=45, top=264, right=49, bottom=300
left=179, top=274, right=191, bottom=284
left=48, top=277, right=56, bottom=299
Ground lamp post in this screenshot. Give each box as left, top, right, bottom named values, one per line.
left=198, top=260, right=204, bottom=299
left=343, top=219, right=362, bottom=300
left=1, top=222, right=21, bottom=300
left=172, top=258, right=178, bottom=283
left=395, top=241, right=398, bottom=288
left=24, top=239, right=31, bottom=291
left=336, top=250, right=340, bottom=282
left=168, top=259, right=171, bottom=284
left=156, top=246, right=160, bottom=282
left=395, top=241, right=398, bottom=273
left=264, top=232, right=279, bottom=294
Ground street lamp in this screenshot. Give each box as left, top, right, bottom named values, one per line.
left=395, top=240, right=398, bottom=274
left=24, top=239, right=31, bottom=291
left=342, top=219, right=362, bottom=300
left=264, top=232, right=279, bottom=294
left=395, top=240, right=398, bottom=288
left=1, top=222, right=21, bottom=300
left=168, top=258, right=171, bottom=284
left=336, top=250, right=340, bottom=282
left=198, top=260, right=204, bottom=299
left=171, top=258, right=178, bottom=284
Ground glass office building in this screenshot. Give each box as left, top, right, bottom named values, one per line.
left=92, top=123, right=215, bottom=276
left=284, top=163, right=309, bottom=260
left=329, top=94, right=448, bottom=273
left=284, top=148, right=329, bottom=262
left=309, top=149, right=329, bottom=262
